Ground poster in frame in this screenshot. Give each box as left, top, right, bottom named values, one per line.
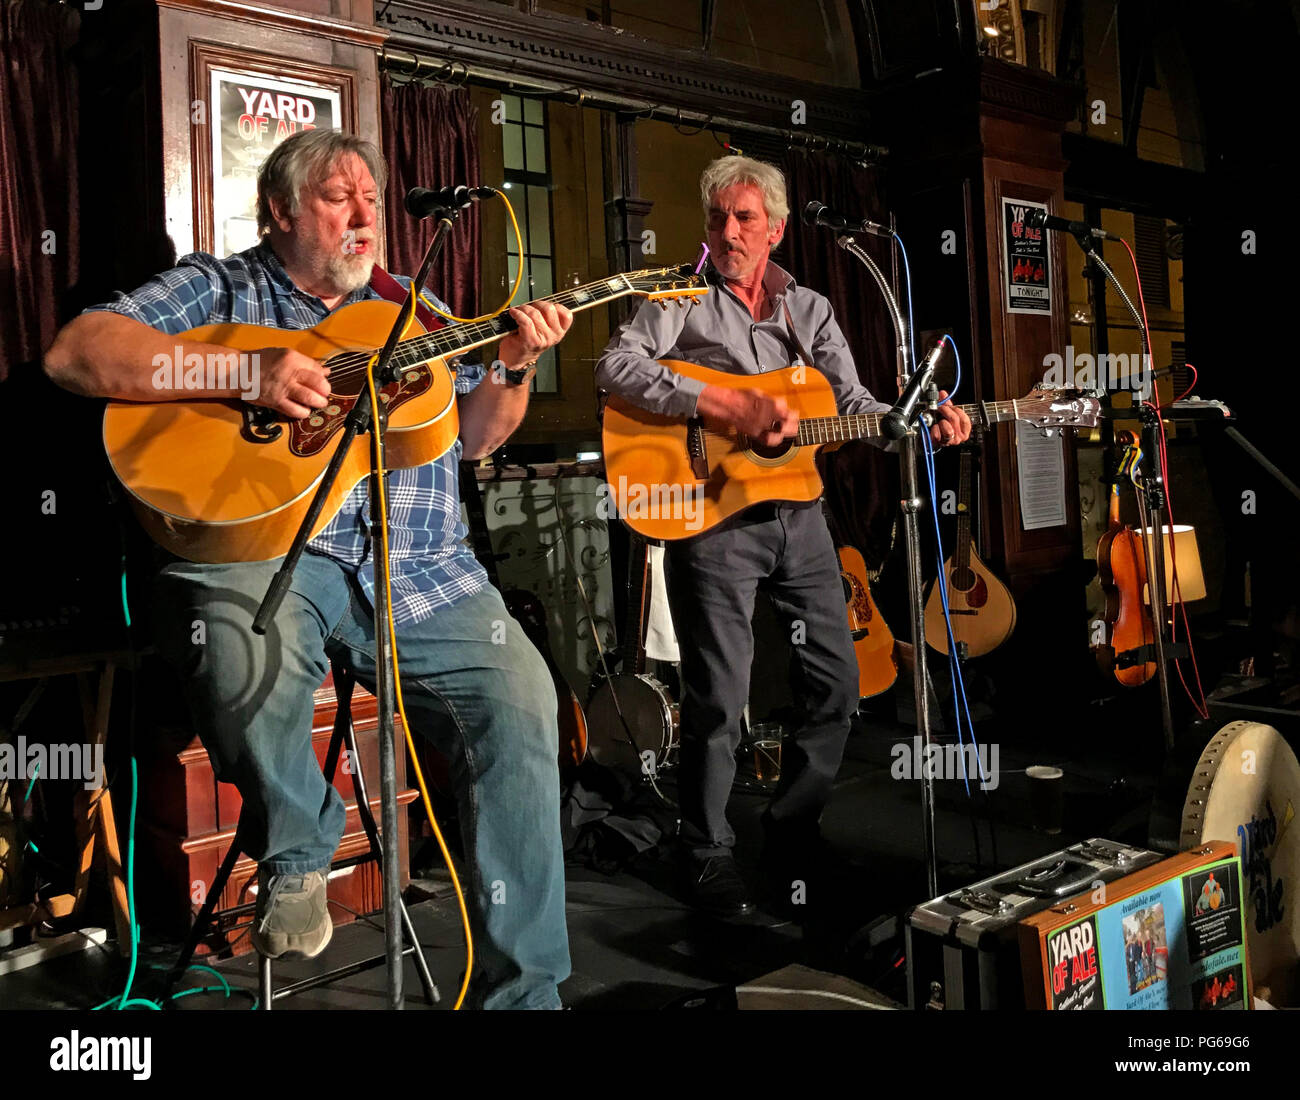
left=189, top=43, right=359, bottom=258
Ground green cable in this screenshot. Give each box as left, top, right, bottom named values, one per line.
left=23, top=765, right=38, bottom=803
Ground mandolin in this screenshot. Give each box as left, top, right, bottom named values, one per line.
left=923, top=442, right=1017, bottom=658
left=103, top=266, right=707, bottom=563
left=1094, top=434, right=1157, bottom=686
left=602, top=361, right=1101, bottom=541
left=837, top=545, right=898, bottom=698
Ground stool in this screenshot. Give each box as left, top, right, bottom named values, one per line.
left=165, top=665, right=438, bottom=1007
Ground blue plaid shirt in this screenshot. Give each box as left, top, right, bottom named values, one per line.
left=87, top=240, right=489, bottom=623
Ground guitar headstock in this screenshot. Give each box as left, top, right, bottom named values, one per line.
left=622, top=264, right=710, bottom=308
left=1016, top=387, right=1103, bottom=435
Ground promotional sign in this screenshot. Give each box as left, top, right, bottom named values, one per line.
left=1026, top=848, right=1250, bottom=1010
left=1003, top=197, right=1051, bottom=315
left=210, top=70, right=341, bottom=257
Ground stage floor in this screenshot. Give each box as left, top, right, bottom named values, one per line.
left=0, top=712, right=1161, bottom=1010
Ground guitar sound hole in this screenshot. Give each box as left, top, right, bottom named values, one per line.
left=745, top=437, right=794, bottom=461
left=950, top=568, right=975, bottom=591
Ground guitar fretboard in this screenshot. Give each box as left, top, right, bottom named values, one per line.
left=378, top=273, right=645, bottom=373
left=794, top=399, right=1028, bottom=446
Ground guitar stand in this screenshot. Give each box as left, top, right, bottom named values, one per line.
left=165, top=666, right=439, bottom=1009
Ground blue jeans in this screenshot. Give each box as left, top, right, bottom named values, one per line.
left=152, top=551, right=569, bottom=1009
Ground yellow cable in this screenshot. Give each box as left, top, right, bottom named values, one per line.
left=366, top=291, right=474, bottom=1011
left=419, top=189, right=526, bottom=323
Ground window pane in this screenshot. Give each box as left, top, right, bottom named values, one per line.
left=523, top=97, right=543, bottom=125
left=527, top=185, right=551, bottom=255
left=503, top=95, right=522, bottom=123
left=527, top=257, right=552, bottom=301
left=525, top=126, right=546, bottom=173
left=533, top=346, right=557, bottom=393
left=503, top=124, right=523, bottom=171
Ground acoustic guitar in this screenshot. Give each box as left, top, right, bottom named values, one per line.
left=923, top=443, right=1017, bottom=658
left=104, top=266, right=707, bottom=563
left=837, top=544, right=898, bottom=698
left=602, top=361, right=1101, bottom=540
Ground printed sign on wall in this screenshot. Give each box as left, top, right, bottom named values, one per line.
left=210, top=70, right=341, bottom=257
left=1003, top=197, right=1051, bottom=315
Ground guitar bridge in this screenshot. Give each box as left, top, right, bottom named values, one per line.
left=685, top=417, right=708, bottom=479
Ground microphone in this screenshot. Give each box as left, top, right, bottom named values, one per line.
left=1025, top=208, right=1114, bottom=241
left=802, top=200, right=891, bottom=238
left=883, top=339, right=946, bottom=440
left=404, top=185, right=498, bottom=219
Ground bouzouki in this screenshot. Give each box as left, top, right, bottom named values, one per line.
left=837, top=544, right=898, bottom=698
left=104, top=265, right=707, bottom=563
left=602, top=361, right=1101, bottom=540
left=923, top=441, right=1017, bottom=658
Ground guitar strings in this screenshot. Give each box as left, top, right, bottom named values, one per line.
left=317, top=276, right=697, bottom=388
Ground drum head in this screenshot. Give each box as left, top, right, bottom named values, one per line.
left=1181, top=721, right=1300, bottom=1006
left=587, top=674, right=671, bottom=777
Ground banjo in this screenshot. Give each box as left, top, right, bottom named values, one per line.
left=586, top=534, right=678, bottom=779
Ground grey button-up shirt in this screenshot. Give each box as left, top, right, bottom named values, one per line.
left=595, top=259, right=891, bottom=419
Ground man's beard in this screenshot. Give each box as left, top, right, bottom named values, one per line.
left=323, top=249, right=375, bottom=294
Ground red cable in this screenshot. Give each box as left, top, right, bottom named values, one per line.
left=1121, top=237, right=1209, bottom=719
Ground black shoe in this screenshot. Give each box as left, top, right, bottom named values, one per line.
left=681, top=855, right=755, bottom=918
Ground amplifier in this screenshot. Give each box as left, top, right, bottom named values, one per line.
left=905, top=838, right=1162, bottom=1010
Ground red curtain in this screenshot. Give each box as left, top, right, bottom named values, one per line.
left=780, top=150, right=899, bottom=568
left=0, top=0, right=80, bottom=380
left=379, top=76, right=480, bottom=318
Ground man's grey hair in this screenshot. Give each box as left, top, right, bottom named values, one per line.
left=256, top=129, right=387, bottom=234
left=699, top=155, right=790, bottom=248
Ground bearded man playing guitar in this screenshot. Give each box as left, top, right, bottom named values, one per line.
left=596, top=156, right=971, bottom=917
left=44, top=129, right=574, bottom=1009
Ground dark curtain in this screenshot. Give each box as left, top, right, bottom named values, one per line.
left=0, top=0, right=79, bottom=380
left=778, top=150, right=899, bottom=568
left=379, top=76, right=480, bottom=317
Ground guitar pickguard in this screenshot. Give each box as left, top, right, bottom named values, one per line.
left=288, top=362, right=435, bottom=457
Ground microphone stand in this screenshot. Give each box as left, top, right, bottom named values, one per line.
left=836, top=232, right=942, bottom=898
left=1066, top=228, right=1177, bottom=751
left=252, top=206, right=465, bottom=1008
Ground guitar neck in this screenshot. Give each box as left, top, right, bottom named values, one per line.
left=795, top=399, right=1030, bottom=447
left=954, top=447, right=973, bottom=578
left=387, top=274, right=642, bottom=369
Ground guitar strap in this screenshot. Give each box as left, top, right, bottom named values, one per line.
left=368, top=265, right=445, bottom=332
left=781, top=301, right=815, bottom=371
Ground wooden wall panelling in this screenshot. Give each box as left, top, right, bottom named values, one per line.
left=156, top=0, right=385, bottom=260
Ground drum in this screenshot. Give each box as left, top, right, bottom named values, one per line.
left=1181, top=720, right=1300, bottom=1006
left=586, top=673, right=679, bottom=778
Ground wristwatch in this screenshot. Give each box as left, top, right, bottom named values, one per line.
left=502, top=361, right=537, bottom=387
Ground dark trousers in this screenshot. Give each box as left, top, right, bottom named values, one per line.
left=663, top=502, right=859, bottom=861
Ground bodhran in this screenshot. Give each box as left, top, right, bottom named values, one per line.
left=1181, top=721, right=1300, bottom=1006
left=586, top=673, right=679, bottom=779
